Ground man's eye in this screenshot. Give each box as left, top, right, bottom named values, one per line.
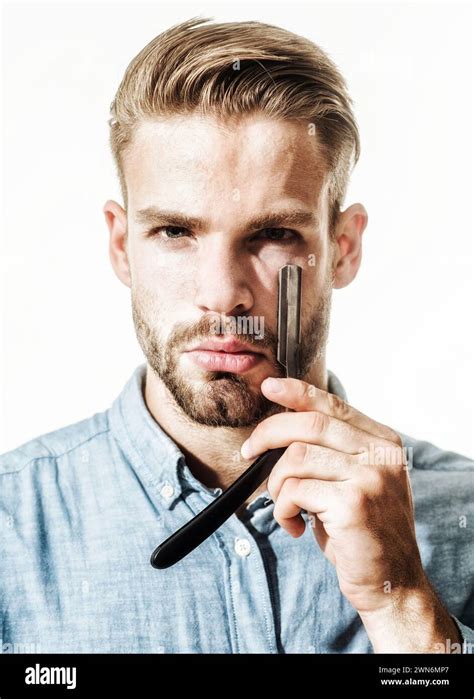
left=149, top=226, right=189, bottom=239
left=256, top=228, right=298, bottom=243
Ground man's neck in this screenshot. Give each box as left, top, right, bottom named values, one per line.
left=144, top=363, right=328, bottom=500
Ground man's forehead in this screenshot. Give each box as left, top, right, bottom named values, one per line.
left=126, top=113, right=326, bottom=169
left=124, top=113, right=329, bottom=211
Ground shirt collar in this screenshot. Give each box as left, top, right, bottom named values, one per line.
left=108, top=363, right=348, bottom=510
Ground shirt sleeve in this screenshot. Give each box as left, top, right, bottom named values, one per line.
left=451, top=615, right=474, bottom=653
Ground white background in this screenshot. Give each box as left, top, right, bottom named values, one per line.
left=1, top=1, right=473, bottom=457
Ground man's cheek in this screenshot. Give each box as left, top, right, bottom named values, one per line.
left=132, top=243, right=174, bottom=274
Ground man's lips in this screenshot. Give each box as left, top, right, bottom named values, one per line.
left=183, top=337, right=266, bottom=373
left=186, top=338, right=264, bottom=354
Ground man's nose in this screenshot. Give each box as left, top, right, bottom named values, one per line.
left=194, top=239, right=254, bottom=315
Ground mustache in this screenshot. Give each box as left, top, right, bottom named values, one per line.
left=171, top=314, right=276, bottom=353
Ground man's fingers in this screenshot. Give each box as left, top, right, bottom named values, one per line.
left=261, top=377, right=402, bottom=446
left=267, top=442, right=354, bottom=503
left=241, top=408, right=396, bottom=460
left=273, top=476, right=339, bottom=536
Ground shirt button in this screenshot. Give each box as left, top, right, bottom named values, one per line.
left=234, top=537, right=251, bottom=557
left=160, top=483, right=175, bottom=500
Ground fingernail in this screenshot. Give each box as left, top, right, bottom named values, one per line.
left=264, top=377, right=283, bottom=393
left=241, top=439, right=254, bottom=459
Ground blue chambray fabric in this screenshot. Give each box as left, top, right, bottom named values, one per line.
left=0, top=363, right=473, bottom=654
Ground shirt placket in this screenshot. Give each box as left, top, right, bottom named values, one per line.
left=184, top=486, right=279, bottom=654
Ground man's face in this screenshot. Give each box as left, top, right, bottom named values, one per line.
left=122, top=113, right=335, bottom=427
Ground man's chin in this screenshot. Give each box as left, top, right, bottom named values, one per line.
left=163, top=370, right=279, bottom=428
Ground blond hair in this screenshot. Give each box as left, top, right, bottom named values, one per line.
left=108, top=17, right=360, bottom=236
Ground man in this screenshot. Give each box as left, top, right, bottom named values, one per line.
left=1, top=17, right=472, bottom=654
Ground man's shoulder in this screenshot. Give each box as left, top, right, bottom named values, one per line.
left=400, top=430, right=474, bottom=511
left=0, top=410, right=110, bottom=477
left=400, top=431, right=473, bottom=474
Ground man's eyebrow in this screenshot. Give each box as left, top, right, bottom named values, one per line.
left=134, top=207, right=317, bottom=232
left=135, top=208, right=203, bottom=230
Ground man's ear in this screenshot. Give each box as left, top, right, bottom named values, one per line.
left=103, top=199, right=131, bottom=288
left=332, top=203, right=368, bottom=289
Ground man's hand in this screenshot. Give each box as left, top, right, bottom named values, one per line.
left=240, top=377, right=461, bottom=652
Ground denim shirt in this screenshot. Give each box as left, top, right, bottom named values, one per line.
left=1, top=364, right=473, bottom=654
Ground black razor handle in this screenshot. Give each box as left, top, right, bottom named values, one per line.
left=150, top=264, right=302, bottom=569
left=150, top=447, right=286, bottom=569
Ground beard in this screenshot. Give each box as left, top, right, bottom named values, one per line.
left=131, top=282, right=332, bottom=428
